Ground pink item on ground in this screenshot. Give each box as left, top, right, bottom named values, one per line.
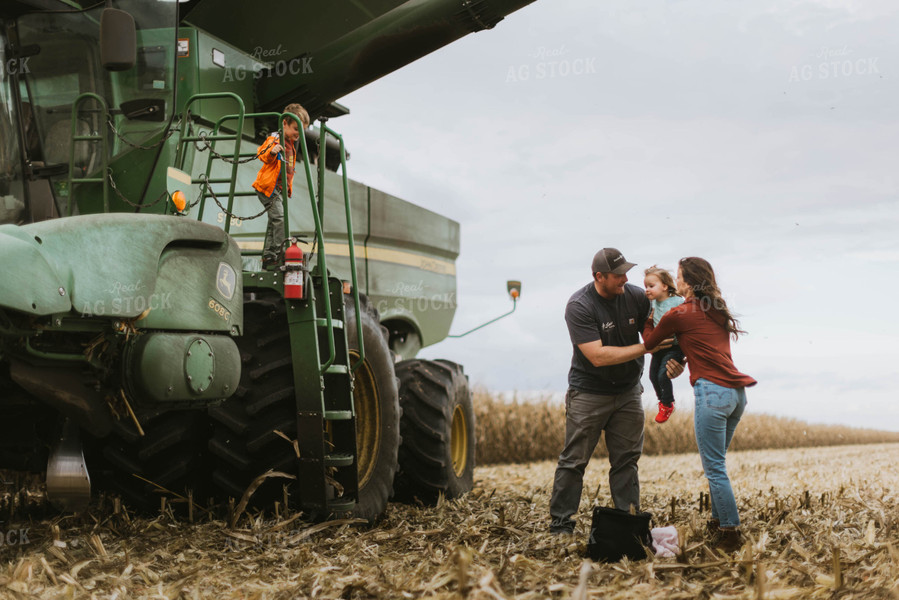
left=651, top=526, right=679, bottom=557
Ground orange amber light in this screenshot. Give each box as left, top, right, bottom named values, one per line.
left=172, top=190, right=187, bottom=212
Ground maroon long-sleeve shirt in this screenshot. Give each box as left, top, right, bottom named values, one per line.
left=643, top=297, right=757, bottom=389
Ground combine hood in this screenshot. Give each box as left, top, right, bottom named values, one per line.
left=0, top=215, right=241, bottom=327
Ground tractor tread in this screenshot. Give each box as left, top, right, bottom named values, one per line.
left=393, top=359, right=475, bottom=504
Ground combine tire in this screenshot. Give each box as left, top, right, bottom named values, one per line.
left=208, top=295, right=297, bottom=508
left=344, top=299, right=401, bottom=521
left=394, top=359, right=475, bottom=503
left=209, top=293, right=400, bottom=521
left=88, top=410, right=211, bottom=512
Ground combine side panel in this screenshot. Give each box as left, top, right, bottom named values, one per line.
left=364, top=188, right=459, bottom=350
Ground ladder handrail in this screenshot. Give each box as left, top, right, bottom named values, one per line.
left=174, top=91, right=245, bottom=166
left=321, top=122, right=365, bottom=373
left=200, top=110, right=283, bottom=224
left=290, top=113, right=337, bottom=373
left=173, top=92, right=245, bottom=231
left=67, top=93, right=110, bottom=215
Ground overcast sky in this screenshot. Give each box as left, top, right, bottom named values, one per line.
left=336, top=0, right=899, bottom=431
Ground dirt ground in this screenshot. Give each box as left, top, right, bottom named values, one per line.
left=1, top=443, right=898, bottom=599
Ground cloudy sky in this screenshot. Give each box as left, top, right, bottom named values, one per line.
left=336, top=0, right=899, bottom=431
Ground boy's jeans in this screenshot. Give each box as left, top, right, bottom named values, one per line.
left=258, top=189, right=284, bottom=262
left=549, top=384, right=644, bottom=533
left=693, top=378, right=747, bottom=528
left=649, top=345, right=685, bottom=407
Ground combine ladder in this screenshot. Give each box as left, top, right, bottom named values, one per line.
left=172, top=94, right=365, bottom=515
left=66, top=93, right=110, bottom=215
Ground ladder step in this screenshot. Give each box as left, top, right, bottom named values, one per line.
left=326, top=498, right=355, bottom=512
left=324, top=365, right=348, bottom=375
left=181, top=134, right=238, bottom=142
left=315, top=319, right=343, bottom=329
left=194, top=189, right=256, bottom=196
left=324, top=453, right=354, bottom=467
left=323, top=410, right=352, bottom=421
left=72, top=178, right=104, bottom=183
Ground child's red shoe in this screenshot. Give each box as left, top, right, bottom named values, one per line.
left=655, top=402, right=674, bottom=423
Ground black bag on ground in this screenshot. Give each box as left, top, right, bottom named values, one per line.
left=587, top=506, right=652, bottom=562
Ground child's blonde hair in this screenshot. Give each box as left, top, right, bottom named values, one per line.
left=644, top=265, right=679, bottom=296
left=283, top=103, right=310, bottom=129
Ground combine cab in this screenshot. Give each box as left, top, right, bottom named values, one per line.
left=0, top=0, right=532, bottom=518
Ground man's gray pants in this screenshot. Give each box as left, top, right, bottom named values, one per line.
left=258, top=189, right=285, bottom=262
left=549, top=384, right=644, bottom=532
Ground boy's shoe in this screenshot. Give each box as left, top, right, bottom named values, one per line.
left=261, top=257, right=281, bottom=271
left=655, top=402, right=674, bottom=423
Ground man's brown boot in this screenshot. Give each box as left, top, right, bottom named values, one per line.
left=713, top=528, right=743, bottom=553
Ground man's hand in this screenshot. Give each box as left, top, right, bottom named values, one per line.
left=577, top=340, right=647, bottom=368
left=648, top=337, right=675, bottom=353
left=666, top=358, right=685, bottom=379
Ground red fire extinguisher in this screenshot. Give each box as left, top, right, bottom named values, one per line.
left=284, top=240, right=304, bottom=299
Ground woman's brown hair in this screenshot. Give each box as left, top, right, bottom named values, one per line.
left=678, top=257, right=746, bottom=339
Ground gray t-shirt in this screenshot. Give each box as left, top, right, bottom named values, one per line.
left=565, top=282, right=651, bottom=394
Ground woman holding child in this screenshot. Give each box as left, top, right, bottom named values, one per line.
left=641, top=257, right=756, bottom=553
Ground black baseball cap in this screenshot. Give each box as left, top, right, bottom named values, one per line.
left=592, top=248, right=636, bottom=275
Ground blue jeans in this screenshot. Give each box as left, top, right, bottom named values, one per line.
left=693, top=378, right=747, bottom=528
left=550, top=384, right=644, bottom=532
left=649, top=345, right=685, bottom=406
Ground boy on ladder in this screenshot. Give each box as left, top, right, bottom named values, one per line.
left=252, top=103, right=310, bottom=270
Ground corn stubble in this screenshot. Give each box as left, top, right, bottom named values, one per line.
left=2, top=444, right=897, bottom=598
left=1, top=389, right=898, bottom=598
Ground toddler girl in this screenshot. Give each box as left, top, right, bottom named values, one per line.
left=644, top=266, right=685, bottom=423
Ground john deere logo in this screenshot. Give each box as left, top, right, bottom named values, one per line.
left=216, top=263, right=236, bottom=301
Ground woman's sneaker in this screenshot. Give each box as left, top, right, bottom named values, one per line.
left=655, top=402, right=674, bottom=423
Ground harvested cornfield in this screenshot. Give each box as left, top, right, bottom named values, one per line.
left=473, top=388, right=899, bottom=465
left=1, top=443, right=898, bottom=599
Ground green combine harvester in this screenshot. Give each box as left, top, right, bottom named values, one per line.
left=0, top=0, right=530, bottom=520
